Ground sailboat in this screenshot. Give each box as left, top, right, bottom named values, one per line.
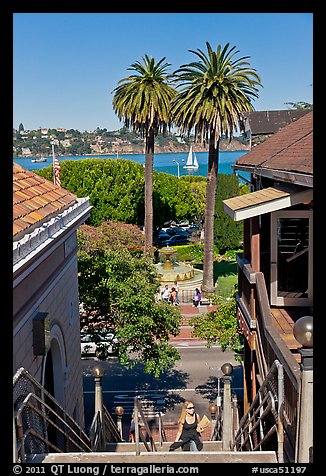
left=183, top=146, right=199, bottom=170
left=31, top=156, right=47, bottom=163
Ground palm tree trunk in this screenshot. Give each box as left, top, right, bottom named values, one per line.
left=202, top=135, right=219, bottom=294
left=144, top=128, right=155, bottom=255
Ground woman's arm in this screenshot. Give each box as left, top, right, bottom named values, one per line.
left=196, top=414, right=204, bottom=433
left=174, top=423, right=183, bottom=441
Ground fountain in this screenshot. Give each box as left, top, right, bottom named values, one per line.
left=155, top=246, right=203, bottom=288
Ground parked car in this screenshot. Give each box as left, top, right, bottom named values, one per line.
left=162, top=234, right=190, bottom=246
left=80, top=328, right=119, bottom=359
left=153, top=230, right=170, bottom=246
left=165, top=227, right=190, bottom=236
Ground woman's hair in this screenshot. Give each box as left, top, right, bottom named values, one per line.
left=178, top=401, right=193, bottom=425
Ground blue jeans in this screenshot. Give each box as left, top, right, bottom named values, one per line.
left=189, top=440, right=199, bottom=452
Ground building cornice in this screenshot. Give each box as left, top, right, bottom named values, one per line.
left=13, top=197, right=92, bottom=271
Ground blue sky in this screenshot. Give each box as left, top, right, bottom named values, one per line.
left=13, top=13, right=313, bottom=132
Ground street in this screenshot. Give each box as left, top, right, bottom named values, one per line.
left=81, top=344, right=243, bottom=438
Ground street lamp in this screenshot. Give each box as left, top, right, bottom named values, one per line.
left=115, top=406, right=125, bottom=440
left=92, top=366, right=104, bottom=422
left=172, top=160, right=180, bottom=178
left=172, top=159, right=184, bottom=178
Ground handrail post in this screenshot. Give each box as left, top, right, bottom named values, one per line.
left=13, top=408, right=18, bottom=463
left=295, top=348, right=313, bottom=463
left=93, top=367, right=105, bottom=450
left=134, top=400, right=140, bottom=455
left=158, top=413, right=162, bottom=447
left=222, top=375, right=233, bottom=450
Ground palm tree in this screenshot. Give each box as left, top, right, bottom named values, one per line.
left=172, top=42, right=261, bottom=293
left=112, top=55, right=176, bottom=254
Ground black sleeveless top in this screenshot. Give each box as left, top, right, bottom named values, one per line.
left=181, top=413, right=198, bottom=439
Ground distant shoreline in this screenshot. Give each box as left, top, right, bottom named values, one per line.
left=14, top=148, right=249, bottom=160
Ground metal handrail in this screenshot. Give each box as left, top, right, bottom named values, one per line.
left=16, top=392, right=92, bottom=462
left=233, top=360, right=284, bottom=462
left=103, top=405, right=123, bottom=443
left=158, top=412, right=167, bottom=446
left=134, top=397, right=157, bottom=454
left=89, top=411, right=104, bottom=451
left=13, top=368, right=92, bottom=462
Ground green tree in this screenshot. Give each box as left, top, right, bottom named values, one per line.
left=77, top=226, right=181, bottom=376
left=112, top=55, right=177, bottom=254
left=190, top=295, right=243, bottom=357
left=172, top=42, right=261, bottom=293
left=214, top=174, right=246, bottom=252
left=285, top=101, right=313, bottom=109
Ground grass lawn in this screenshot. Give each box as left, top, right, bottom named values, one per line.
left=194, top=260, right=238, bottom=297
left=158, top=244, right=238, bottom=297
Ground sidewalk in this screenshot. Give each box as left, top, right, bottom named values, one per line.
left=169, top=303, right=217, bottom=343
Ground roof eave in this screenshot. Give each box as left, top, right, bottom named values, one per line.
left=232, top=164, right=313, bottom=188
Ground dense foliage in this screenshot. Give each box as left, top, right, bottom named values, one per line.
left=190, top=295, right=243, bottom=358
left=36, top=159, right=247, bottom=252
left=36, top=158, right=207, bottom=227
left=77, top=222, right=182, bottom=376
left=214, top=174, right=247, bottom=252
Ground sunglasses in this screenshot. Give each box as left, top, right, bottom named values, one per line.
left=187, top=406, right=195, bottom=410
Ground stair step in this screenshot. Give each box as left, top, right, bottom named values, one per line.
left=105, top=441, right=223, bottom=452
left=34, top=450, right=278, bottom=463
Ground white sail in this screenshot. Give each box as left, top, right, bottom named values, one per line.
left=183, top=145, right=199, bottom=169
left=185, top=146, right=193, bottom=167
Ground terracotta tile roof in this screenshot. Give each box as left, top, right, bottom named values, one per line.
left=235, top=111, right=313, bottom=175
left=13, top=163, right=77, bottom=238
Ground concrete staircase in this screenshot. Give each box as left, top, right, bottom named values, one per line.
left=31, top=451, right=277, bottom=464
left=30, top=441, right=277, bottom=463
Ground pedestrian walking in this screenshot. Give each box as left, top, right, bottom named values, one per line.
left=169, top=401, right=204, bottom=452
left=161, top=285, right=169, bottom=303
left=169, top=287, right=177, bottom=305
left=192, top=288, right=201, bottom=307
left=174, top=281, right=179, bottom=305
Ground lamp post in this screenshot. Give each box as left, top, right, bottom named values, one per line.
left=293, top=315, right=313, bottom=463
left=208, top=403, right=218, bottom=440
left=172, top=160, right=180, bottom=178
left=92, top=365, right=105, bottom=449
left=115, top=406, right=125, bottom=441
left=92, top=366, right=104, bottom=422
left=221, top=362, right=233, bottom=451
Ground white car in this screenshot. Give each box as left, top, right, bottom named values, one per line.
left=80, top=328, right=119, bottom=359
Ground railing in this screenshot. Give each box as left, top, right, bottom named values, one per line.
left=13, top=368, right=92, bottom=462
left=89, top=406, right=122, bottom=452
left=157, top=412, right=167, bottom=446
left=133, top=397, right=157, bottom=454
left=210, top=407, right=223, bottom=441
left=179, top=289, right=213, bottom=305
left=236, top=253, right=301, bottom=461
left=233, top=360, right=284, bottom=462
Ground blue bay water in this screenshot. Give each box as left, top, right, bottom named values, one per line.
left=13, top=149, right=249, bottom=179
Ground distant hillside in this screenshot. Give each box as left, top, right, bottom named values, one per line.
left=13, top=125, right=249, bottom=157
